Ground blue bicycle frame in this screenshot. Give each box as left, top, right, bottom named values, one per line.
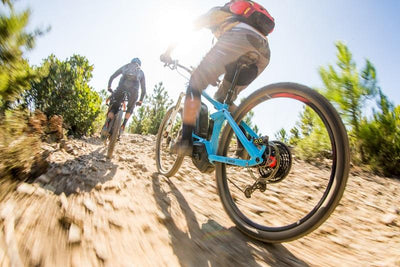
left=192, top=91, right=267, bottom=168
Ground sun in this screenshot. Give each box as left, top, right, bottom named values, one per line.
left=153, top=3, right=214, bottom=66
left=154, top=4, right=196, bottom=48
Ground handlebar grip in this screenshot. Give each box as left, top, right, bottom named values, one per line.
left=160, top=53, right=175, bottom=64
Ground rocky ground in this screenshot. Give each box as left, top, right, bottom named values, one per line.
left=0, top=134, right=399, bottom=267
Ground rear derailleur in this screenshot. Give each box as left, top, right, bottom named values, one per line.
left=244, top=181, right=267, bottom=198
left=243, top=140, right=292, bottom=198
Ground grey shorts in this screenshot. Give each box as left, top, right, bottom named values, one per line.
left=189, top=27, right=271, bottom=103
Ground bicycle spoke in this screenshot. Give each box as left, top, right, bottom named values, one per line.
left=216, top=83, right=349, bottom=242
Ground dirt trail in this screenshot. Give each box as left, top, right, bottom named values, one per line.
left=0, top=134, right=399, bottom=267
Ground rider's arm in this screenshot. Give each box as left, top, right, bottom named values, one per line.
left=139, top=71, right=146, bottom=102
left=107, top=66, right=124, bottom=90
left=161, top=7, right=229, bottom=63
left=193, top=6, right=230, bottom=31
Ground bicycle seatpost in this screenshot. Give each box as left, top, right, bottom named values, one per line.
left=224, top=63, right=245, bottom=106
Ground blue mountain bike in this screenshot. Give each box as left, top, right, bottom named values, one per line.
left=155, top=58, right=350, bottom=243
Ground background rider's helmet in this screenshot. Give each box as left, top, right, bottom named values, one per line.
left=131, top=57, right=141, bottom=66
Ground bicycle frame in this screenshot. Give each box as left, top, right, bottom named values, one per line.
left=194, top=91, right=266, bottom=167
left=164, top=60, right=266, bottom=167
left=106, top=91, right=130, bottom=135
left=107, top=91, right=129, bottom=114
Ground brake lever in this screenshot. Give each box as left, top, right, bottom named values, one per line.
left=164, top=60, right=177, bottom=70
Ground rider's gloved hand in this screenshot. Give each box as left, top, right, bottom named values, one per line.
left=108, top=87, right=113, bottom=93
left=136, top=100, right=143, bottom=106
left=160, top=53, right=173, bottom=65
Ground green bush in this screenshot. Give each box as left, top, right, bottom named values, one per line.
left=26, top=54, right=102, bottom=136
left=358, top=90, right=400, bottom=176
left=129, top=82, right=172, bottom=135
left=290, top=106, right=331, bottom=160
left=92, top=88, right=108, bottom=134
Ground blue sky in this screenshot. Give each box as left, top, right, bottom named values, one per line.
left=16, top=0, right=400, bottom=110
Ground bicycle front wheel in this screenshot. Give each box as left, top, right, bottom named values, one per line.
left=216, top=83, right=350, bottom=243
left=107, top=110, right=123, bottom=159
left=155, top=107, right=184, bottom=177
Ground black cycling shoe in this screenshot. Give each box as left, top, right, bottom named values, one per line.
left=170, top=139, right=193, bottom=157
left=100, top=124, right=109, bottom=140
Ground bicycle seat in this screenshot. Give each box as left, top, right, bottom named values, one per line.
left=225, top=52, right=260, bottom=86
left=118, top=91, right=130, bottom=102
left=237, top=51, right=260, bottom=67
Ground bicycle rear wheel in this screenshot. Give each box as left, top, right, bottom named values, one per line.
left=216, top=83, right=350, bottom=243
left=107, top=110, right=123, bottom=159
left=155, top=107, right=184, bottom=177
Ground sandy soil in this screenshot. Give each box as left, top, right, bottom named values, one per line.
left=0, top=134, right=399, bottom=267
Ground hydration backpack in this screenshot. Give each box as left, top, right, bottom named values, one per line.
left=223, top=0, right=275, bottom=36
left=122, top=63, right=141, bottom=81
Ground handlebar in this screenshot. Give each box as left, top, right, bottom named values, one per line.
left=160, top=55, right=193, bottom=75
left=160, top=55, right=222, bottom=87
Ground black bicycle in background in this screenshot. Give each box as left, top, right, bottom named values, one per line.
left=101, top=90, right=129, bottom=159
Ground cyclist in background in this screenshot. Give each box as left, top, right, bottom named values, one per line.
left=161, top=0, right=274, bottom=156
left=102, top=57, right=146, bottom=136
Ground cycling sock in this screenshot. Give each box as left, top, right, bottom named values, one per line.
left=181, top=123, right=194, bottom=144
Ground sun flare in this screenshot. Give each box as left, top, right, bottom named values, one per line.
left=153, top=3, right=213, bottom=65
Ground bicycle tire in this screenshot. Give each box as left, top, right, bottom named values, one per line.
left=155, top=107, right=184, bottom=177
left=216, top=82, right=350, bottom=243
left=107, top=110, right=123, bottom=159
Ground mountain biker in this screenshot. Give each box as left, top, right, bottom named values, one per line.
left=102, top=57, right=146, bottom=134
left=160, top=0, right=274, bottom=156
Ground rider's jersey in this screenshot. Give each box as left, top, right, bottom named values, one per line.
left=108, top=63, right=146, bottom=101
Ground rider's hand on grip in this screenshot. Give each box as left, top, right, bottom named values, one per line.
left=136, top=101, right=143, bottom=106
left=160, top=53, right=173, bottom=65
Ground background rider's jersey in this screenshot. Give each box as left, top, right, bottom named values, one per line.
left=108, top=63, right=146, bottom=102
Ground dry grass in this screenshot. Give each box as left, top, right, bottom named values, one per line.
left=0, top=111, right=48, bottom=181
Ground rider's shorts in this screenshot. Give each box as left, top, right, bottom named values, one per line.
left=110, top=87, right=139, bottom=114
left=189, top=23, right=271, bottom=103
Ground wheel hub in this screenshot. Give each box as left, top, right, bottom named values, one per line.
left=258, top=141, right=292, bottom=183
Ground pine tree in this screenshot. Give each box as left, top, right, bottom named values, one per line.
left=0, top=0, right=43, bottom=113
left=318, top=42, right=378, bottom=161
left=358, top=89, right=400, bottom=176
left=128, top=82, right=172, bottom=135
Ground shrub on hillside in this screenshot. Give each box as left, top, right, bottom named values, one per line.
left=25, top=54, right=102, bottom=137
left=0, top=111, right=43, bottom=181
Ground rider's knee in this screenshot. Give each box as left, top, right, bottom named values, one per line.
left=189, top=71, right=209, bottom=93
left=126, top=105, right=135, bottom=114
left=186, top=84, right=201, bottom=101
left=108, top=111, right=115, bottom=119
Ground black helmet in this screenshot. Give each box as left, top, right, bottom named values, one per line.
left=131, top=57, right=141, bottom=66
